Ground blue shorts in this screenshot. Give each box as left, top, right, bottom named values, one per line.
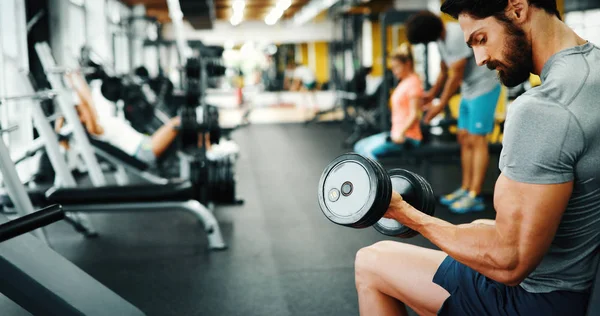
left=458, top=84, right=501, bottom=135
left=433, top=256, right=590, bottom=316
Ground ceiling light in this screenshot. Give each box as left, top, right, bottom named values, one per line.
left=293, top=0, right=341, bottom=26
left=276, top=0, right=292, bottom=11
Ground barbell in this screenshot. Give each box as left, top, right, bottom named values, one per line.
left=318, top=153, right=436, bottom=238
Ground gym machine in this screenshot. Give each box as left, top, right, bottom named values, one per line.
left=0, top=80, right=97, bottom=238
left=3, top=51, right=227, bottom=250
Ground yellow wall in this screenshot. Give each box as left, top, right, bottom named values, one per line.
left=557, top=0, right=564, bottom=15
left=314, top=42, right=330, bottom=83
left=371, top=20, right=410, bottom=77
left=300, top=43, right=309, bottom=66
left=371, top=21, right=383, bottom=76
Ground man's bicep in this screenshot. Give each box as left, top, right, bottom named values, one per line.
left=494, top=175, right=572, bottom=277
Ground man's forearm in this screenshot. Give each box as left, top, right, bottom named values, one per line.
left=438, top=74, right=462, bottom=108
left=429, top=73, right=448, bottom=97
left=396, top=202, right=519, bottom=284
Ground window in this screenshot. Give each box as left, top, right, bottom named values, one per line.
left=106, top=0, right=132, bottom=74
left=0, top=0, right=34, bottom=180
left=0, top=0, right=19, bottom=60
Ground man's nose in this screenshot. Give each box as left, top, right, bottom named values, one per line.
left=473, top=47, right=489, bottom=67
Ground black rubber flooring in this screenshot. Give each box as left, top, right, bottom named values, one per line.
left=2, top=122, right=498, bottom=315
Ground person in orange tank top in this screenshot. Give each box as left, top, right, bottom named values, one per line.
left=353, top=44, right=423, bottom=160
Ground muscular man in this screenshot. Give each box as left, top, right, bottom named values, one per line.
left=355, top=1, right=599, bottom=315
left=406, top=11, right=501, bottom=213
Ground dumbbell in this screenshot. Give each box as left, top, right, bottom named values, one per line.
left=317, top=153, right=436, bottom=238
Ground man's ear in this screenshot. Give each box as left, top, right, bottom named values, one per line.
left=507, top=0, right=529, bottom=24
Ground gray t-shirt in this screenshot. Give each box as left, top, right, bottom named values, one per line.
left=499, top=42, right=600, bottom=293
left=437, top=23, right=499, bottom=99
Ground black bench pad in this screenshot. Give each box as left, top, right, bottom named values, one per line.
left=46, top=180, right=193, bottom=204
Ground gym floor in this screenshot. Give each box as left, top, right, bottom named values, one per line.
left=4, top=122, right=497, bottom=316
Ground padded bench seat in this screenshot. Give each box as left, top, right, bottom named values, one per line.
left=46, top=180, right=193, bottom=204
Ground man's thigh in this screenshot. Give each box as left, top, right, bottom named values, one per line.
left=457, top=98, right=469, bottom=131
left=358, top=241, right=450, bottom=315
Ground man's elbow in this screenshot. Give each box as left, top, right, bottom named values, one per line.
left=496, top=269, right=528, bottom=286
left=485, top=251, right=527, bottom=285
left=494, top=258, right=531, bottom=286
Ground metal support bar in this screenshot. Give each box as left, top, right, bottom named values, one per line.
left=61, top=200, right=227, bottom=250
left=0, top=133, right=47, bottom=244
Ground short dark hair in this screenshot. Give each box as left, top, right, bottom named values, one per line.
left=405, top=11, right=444, bottom=44
left=441, top=0, right=561, bottom=20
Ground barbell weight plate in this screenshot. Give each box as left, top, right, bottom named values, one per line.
left=318, top=153, right=380, bottom=227
left=373, top=169, right=424, bottom=238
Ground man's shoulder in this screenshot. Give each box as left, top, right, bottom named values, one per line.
left=508, top=90, right=569, bottom=126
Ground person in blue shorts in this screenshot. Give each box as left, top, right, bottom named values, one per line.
left=405, top=11, right=501, bottom=213
left=354, top=0, right=599, bottom=315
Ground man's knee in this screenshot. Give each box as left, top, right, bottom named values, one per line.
left=355, top=241, right=400, bottom=281
left=470, top=134, right=488, bottom=148
left=458, top=132, right=471, bottom=147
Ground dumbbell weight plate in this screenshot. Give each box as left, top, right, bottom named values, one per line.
left=413, top=172, right=436, bottom=218
left=318, top=154, right=385, bottom=227
left=373, top=169, right=425, bottom=238
left=354, top=157, right=391, bottom=229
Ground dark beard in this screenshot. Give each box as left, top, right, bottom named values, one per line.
left=488, top=17, right=533, bottom=87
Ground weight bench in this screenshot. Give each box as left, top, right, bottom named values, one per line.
left=44, top=180, right=227, bottom=250
left=0, top=180, right=226, bottom=250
